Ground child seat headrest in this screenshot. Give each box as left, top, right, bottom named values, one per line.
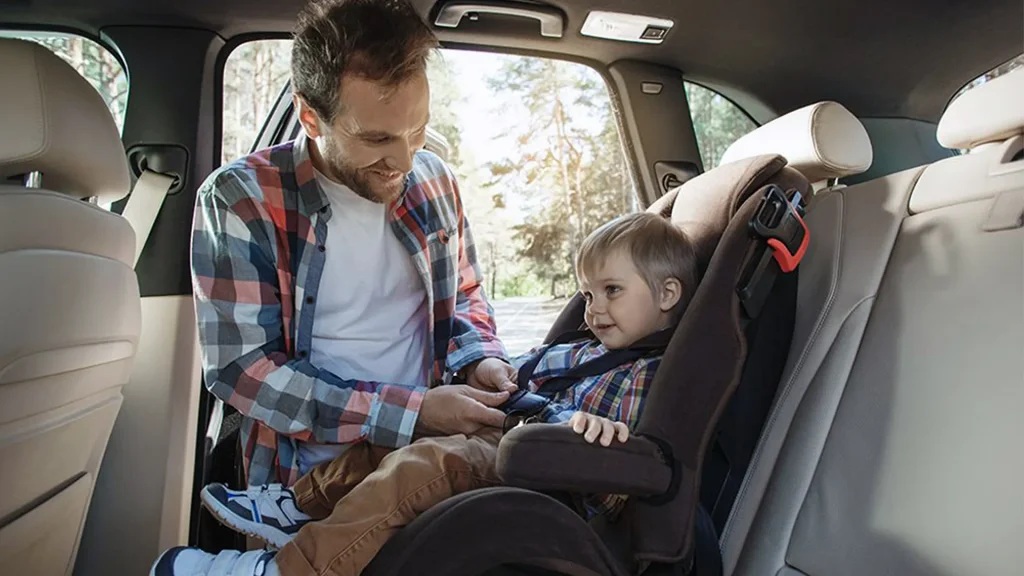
left=649, top=154, right=811, bottom=273
left=543, top=155, right=810, bottom=341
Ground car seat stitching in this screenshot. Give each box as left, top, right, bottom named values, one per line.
left=721, top=191, right=844, bottom=549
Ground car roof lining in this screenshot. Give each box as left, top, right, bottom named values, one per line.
left=2, top=0, right=1021, bottom=121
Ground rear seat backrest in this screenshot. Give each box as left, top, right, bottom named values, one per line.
left=0, top=39, right=139, bottom=576
left=722, top=70, right=1024, bottom=575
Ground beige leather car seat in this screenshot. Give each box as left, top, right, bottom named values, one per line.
left=0, top=38, right=140, bottom=576
left=718, top=70, right=1023, bottom=575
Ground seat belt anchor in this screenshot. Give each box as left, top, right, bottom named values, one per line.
left=749, top=185, right=809, bottom=273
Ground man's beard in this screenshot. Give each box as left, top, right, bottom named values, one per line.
left=320, top=139, right=407, bottom=204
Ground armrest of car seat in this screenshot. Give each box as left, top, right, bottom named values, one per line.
left=495, top=423, right=673, bottom=496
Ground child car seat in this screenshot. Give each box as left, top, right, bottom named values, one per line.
left=361, top=154, right=813, bottom=576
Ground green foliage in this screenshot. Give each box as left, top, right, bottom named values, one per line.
left=425, top=52, right=464, bottom=166
left=684, top=82, right=757, bottom=169
left=222, top=40, right=292, bottom=165
left=480, top=57, right=637, bottom=297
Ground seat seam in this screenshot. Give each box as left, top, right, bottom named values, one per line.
left=721, top=191, right=845, bottom=550
left=0, top=188, right=128, bottom=217
left=7, top=46, right=49, bottom=164
left=779, top=173, right=922, bottom=567
left=723, top=165, right=924, bottom=551
left=782, top=294, right=877, bottom=574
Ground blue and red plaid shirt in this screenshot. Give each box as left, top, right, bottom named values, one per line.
left=514, top=341, right=659, bottom=427
left=192, top=137, right=506, bottom=486
left=513, top=339, right=662, bottom=517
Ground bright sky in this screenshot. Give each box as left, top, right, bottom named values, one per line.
left=438, top=49, right=522, bottom=171
left=434, top=48, right=615, bottom=218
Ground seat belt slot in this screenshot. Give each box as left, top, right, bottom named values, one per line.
left=750, top=185, right=809, bottom=272
left=738, top=185, right=809, bottom=319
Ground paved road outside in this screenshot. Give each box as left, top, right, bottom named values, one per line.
left=491, top=296, right=569, bottom=357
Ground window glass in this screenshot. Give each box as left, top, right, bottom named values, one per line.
left=684, top=82, right=757, bottom=169
left=222, top=40, right=293, bottom=165
left=435, top=51, right=638, bottom=354
left=222, top=42, right=638, bottom=355
left=4, top=31, right=128, bottom=132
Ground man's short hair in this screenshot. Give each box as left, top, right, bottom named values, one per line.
left=576, top=212, right=700, bottom=320
left=291, top=0, right=439, bottom=123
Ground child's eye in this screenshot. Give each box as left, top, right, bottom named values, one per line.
left=605, top=285, right=621, bottom=296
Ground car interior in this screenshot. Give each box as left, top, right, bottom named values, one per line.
left=0, top=0, right=1021, bottom=575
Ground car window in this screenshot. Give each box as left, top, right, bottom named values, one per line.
left=436, top=51, right=638, bottom=354
left=222, top=40, right=293, bottom=166
left=3, top=31, right=128, bottom=132
left=223, top=42, right=638, bottom=356
left=684, top=82, right=757, bottom=169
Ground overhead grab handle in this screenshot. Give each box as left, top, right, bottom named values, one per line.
left=434, top=1, right=565, bottom=38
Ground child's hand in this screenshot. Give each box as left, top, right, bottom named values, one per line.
left=569, top=412, right=629, bottom=446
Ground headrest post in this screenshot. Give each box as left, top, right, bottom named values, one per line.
left=23, top=171, right=42, bottom=189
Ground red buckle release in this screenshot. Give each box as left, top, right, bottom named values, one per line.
left=766, top=211, right=809, bottom=273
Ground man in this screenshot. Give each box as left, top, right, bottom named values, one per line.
left=190, top=0, right=517, bottom=492
left=173, top=3, right=514, bottom=570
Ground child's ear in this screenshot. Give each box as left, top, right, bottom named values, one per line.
left=659, top=277, right=683, bottom=313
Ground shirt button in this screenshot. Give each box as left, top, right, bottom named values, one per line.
left=306, top=296, right=315, bottom=304
left=318, top=244, right=326, bottom=252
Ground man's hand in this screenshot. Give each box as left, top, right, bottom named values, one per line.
left=465, top=357, right=517, bottom=393
left=569, top=412, right=630, bottom=447
left=415, top=385, right=509, bottom=437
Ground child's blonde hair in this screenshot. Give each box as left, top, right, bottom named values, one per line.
left=576, top=212, right=699, bottom=321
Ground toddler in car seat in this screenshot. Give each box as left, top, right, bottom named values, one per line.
left=152, top=211, right=699, bottom=576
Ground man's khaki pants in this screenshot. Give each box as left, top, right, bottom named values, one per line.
left=275, top=429, right=503, bottom=576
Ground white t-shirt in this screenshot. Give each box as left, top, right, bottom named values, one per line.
left=299, top=170, right=431, bottom=473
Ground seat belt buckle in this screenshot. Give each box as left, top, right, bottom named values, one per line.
left=749, top=186, right=810, bottom=273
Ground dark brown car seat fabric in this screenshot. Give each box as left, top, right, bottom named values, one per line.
left=503, top=155, right=810, bottom=570
left=364, top=155, right=811, bottom=576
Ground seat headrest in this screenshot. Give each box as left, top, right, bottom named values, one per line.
left=0, top=39, right=130, bottom=202
left=545, top=153, right=811, bottom=343
left=938, top=67, right=1024, bottom=150
left=719, top=101, right=873, bottom=183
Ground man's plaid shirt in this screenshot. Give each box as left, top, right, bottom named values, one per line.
left=192, top=136, right=506, bottom=486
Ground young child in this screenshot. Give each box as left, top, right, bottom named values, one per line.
left=152, top=212, right=699, bottom=576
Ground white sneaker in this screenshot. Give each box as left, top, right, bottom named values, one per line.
left=201, top=483, right=312, bottom=548
left=149, top=548, right=278, bottom=576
